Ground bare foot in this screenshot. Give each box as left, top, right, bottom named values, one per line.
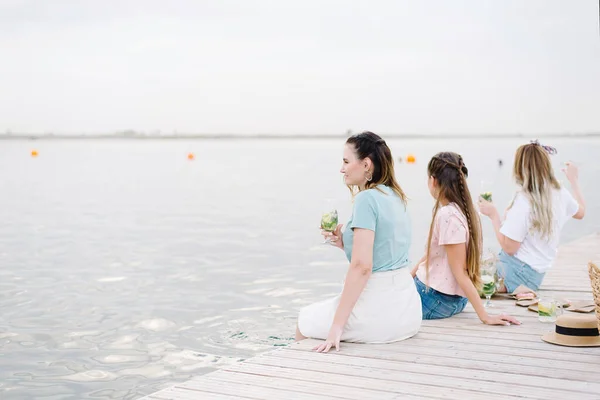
left=295, top=324, right=307, bottom=341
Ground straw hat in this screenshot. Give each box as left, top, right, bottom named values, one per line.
left=542, top=313, right=600, bottom=347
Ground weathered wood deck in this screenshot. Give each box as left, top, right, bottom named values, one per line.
left=142, top=234, right=600, bottom=400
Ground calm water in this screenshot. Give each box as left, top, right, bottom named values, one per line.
left=0, top=137, right=598, bottom=399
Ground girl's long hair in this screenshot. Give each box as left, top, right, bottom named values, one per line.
left=510, top=143, right=560, bottom=239
left=426, top=152, right=482, bottom=288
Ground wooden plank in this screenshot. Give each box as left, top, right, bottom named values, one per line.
left=398, top=337, right=600, bottom=363
left=457, top=309, right=544, bottom=319
left=194, top=368, right=433, bottom=400
left=414, top=331, right=594, bottom=355
left=243, top=352, right=599, bottom=399
left=269, top=349, right=600, bottom=394
left=539, top=286, right=593, bottom=292
left=420, top=319, right=557, bottom=335
left=458, top=310, right=543, bottom=320
left=287, top=344, right=600, bottom=382
left=291, top=339, right=598, bottom=372
left=178, top=370, right=336, bottom=400
left=215, top=363, right=516, bottom=400
left=418, top=325, right=545, bottom=342
left=145, top=386, right=248, bottom=400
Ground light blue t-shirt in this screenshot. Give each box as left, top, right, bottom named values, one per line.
left=342, top=185, right=411, bottom=272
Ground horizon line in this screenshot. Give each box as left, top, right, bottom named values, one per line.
left=1, top=132, right=600, bottom=140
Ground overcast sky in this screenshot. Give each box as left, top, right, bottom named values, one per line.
left=0, top=0, right=599, bottom=135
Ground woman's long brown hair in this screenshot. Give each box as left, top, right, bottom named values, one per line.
left=426, top=152, right=482, bottom=288
left=345, top=131, right=407, bottom=203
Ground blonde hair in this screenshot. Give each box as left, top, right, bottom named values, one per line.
left=426, top=152, right=482, bottom=289
left=345, top=131, right=407, bottom=203
left=510, top=143, right=560, bottom=239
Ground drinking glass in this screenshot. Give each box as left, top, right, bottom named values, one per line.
left=480, top=180, right=493, bottom=202
left=538, top=298, right=558, bottom=322
left=481, top=263, right=496, bottom=308
left=320, top=200, right=338, bottom=244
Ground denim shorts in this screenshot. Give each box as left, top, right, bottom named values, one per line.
left=414, top=277, right=468, bottom=320
left=497, top=251, right=545, bottom=293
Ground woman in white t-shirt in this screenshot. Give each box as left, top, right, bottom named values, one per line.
left=479, top=141, right=585, bottom=292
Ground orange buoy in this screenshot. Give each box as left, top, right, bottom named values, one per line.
left=31, top=150, right=39, bottom=157
left=406, top=154, right=416, bottom=163
left=187, top=153, right=195, bottom=160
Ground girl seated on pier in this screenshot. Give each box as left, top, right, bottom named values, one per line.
left=411, top=152, right=519, bottom=325
left=478, top=141, right=585, bottom=293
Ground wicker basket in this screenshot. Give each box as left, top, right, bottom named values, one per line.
left=588, top=262, right=600, bottom=332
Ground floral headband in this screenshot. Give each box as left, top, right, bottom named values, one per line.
left=530, top=139, right=557, bottom=155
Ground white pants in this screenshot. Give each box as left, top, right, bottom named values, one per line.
left=297, top=268, right=422, bottom=343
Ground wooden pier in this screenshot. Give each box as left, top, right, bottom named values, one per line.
left=142, top=233, right=600, bottom=399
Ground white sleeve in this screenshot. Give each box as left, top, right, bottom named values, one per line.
left=562, top=187, right=579, bottom=218
left=500, top=193, right=530, bottom=242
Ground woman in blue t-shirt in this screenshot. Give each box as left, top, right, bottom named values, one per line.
left=296, top=131, right=422, bottom=352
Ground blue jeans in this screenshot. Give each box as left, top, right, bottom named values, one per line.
left=497, top=251, right=545, bottom=293
left=414, top=277, right=468, bottom=320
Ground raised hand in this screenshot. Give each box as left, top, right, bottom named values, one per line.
left=562, top=161, right=579, bottom=184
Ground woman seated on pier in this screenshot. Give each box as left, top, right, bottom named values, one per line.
left=411, top=152, right=519, bottom=325
left=296, top=132, right=422, bottom=352
left=478, top=141, right=585, bottom=293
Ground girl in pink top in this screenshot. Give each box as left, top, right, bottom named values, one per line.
left=411, top=152, right=520, bottom=325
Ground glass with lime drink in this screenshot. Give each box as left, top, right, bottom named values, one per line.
left=480, top=192, right=492, bottom=202
left=481, top=263, right=496, bottom=308
left=538, top=298, right=557, bottom=322
left=320, top=208, right=338, bottom=244
left=480, top=180, right=493, bottom=202
left=479, top=180, right=493, bottom=216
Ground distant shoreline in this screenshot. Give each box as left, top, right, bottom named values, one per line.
left=1, top=132, right=600, bottom=140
